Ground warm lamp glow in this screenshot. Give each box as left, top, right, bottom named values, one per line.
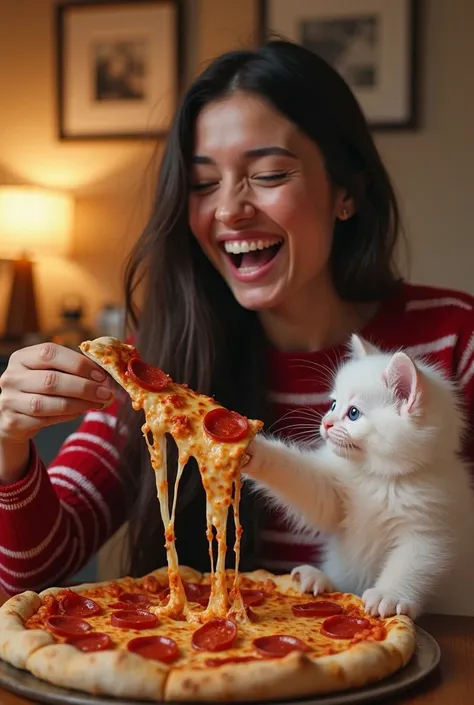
left=0, top=186, right=74, bottom=258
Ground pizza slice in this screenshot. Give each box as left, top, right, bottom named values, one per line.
left=80, top=337, right=263, bottom=624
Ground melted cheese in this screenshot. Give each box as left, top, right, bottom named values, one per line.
left=26, top=578, right=387, bottom=667
left=80, top=337, right=263, bottom=624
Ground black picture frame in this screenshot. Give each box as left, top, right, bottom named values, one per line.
left=56, top=0, right=184, bottom=140
left=258, top=0, right=420, bottom=131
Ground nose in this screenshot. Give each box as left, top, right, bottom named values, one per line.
left=215, top=184, right=255, bottom=226
left=323, top=420, right=334, bottom=431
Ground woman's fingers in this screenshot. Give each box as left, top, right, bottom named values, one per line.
left=6, top=392, right=106, bottom=418
left=9, top=343, right=107, bottom=381
left=3, top=368, right=114, bottom=404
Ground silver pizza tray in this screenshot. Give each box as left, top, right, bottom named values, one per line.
left=0, top=626, right=440, bottom=705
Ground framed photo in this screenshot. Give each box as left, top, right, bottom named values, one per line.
left=56, top=0, right=184, bottom=139
left=258, top=0, right=419, bottom=130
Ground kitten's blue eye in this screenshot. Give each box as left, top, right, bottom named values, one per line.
left=347, top=406, right=361, bottom=421
left=330, top=400, right=336, bottom=411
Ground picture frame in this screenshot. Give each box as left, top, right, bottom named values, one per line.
left=258, top=0, right=419, bottom=131
left=56, top=0, right=184, bottom=140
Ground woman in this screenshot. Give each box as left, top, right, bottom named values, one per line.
left=1, top=40, right=473, bottom=594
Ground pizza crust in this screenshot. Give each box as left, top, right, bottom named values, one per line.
left=0, top=592, right=54, bottom=669
left=26, top=643, right=168, bottom=700
left=0, top=570, right=417, bottom=702
left=165, top=616, right=415, bottom=701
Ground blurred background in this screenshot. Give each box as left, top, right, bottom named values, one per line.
left=0, top=0, right=472, bottom=581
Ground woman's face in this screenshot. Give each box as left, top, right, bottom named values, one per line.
left=188, top=91, right=351, bottom=311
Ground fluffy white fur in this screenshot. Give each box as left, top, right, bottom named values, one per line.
left=245, top=334, right=474, bottom=619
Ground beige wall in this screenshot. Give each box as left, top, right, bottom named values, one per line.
left=375, top=0, right=474, bottom=293
left=0, top=0, right=473, bottom=328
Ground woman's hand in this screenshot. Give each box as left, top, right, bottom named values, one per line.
left=0, top=342, right=114, bottom=484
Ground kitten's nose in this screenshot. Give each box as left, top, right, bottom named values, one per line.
left=323, top=420, right=334, bottom=431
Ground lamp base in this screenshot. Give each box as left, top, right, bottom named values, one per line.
left=2, top=257, right=40, bottom=343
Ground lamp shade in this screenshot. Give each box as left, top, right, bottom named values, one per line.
left=0, top=186, right=74, bottom=258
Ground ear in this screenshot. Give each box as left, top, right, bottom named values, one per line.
left=350, top=334, right=379, bottom=359
left=335, top=190, right=356, bottom=221
left=383, top=352, right=420, bottom=412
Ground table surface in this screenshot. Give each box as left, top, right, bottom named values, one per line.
left=0, top=612, right=472, bottom=705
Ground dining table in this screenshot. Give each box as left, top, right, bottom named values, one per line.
left=0, top=595, right=472, bottom=705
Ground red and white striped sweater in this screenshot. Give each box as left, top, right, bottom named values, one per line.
left=1, top=282, right=474, bottom=594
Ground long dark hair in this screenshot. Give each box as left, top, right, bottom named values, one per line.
left=120, top=39, right=402, bottom=577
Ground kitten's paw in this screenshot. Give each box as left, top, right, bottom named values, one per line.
left=362, top=588, right=421, bottom=619
left=291, top=565, right=334, bottom=595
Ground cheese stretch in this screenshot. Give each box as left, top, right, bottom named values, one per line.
left=80, top=337, right=263, bottom=624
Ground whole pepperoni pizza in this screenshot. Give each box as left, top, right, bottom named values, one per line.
left=0, top=338, right=416, bottom=701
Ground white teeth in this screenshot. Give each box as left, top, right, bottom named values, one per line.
left=223, top=239, right=282, bottom=254
left=239, top=266, right=260, bottom=274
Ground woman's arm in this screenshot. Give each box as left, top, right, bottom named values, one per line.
left=454, top=317, right=474, bottom=464
left=0, top=402, right=127, bottom=594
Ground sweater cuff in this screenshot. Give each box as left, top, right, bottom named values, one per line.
left=0, top=442, right=42, bottom=503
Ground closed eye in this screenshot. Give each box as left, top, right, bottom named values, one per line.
left=190, top=181, right=218, bottom=192
left=347, top=406, right=361, bottom=421
left=253, top=171, right=291, bottom=183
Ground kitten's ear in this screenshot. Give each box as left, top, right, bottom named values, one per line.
left=350, top=334, right=379, bottom=359
left=383, top=352, right=420, bottom=412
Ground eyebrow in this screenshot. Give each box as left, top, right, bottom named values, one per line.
left=191, top=146, right=298, bottom=164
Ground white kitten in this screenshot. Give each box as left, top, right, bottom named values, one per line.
left=245, top=334, right=474, bottom=619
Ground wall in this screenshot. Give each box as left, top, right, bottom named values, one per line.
left=375, top=0, right=474, bottom=291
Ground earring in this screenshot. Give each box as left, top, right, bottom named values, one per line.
left=340, top=207, right=349, bottom=220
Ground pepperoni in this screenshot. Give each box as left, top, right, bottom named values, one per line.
left=241, top=589, right=265, bottom=607
left=321, top=615, right=371, bottom=639
left=185, top=583, right=210, bottom=601
left=111, top=609, right=159, bottom=630
left=292, top=601, right=343, bottom=618
left=159, top=582, right=210, bottom=604
left=205, top=656, right=258, bottom=667
left=203, top=409, right=249, bottom=443
left=65, top=632, right=113, bottom=652
left=127, top=358, right=169, bottom=392
left=117, top=592, right=151, bottom=607
left=109, top=592, right=152, bottom=610
left=191, top=619, right=237, bottom=652
left=59, top=593, right=102, bottom=618
left=46, top=616, right=92, bottom=638
left=253, top=635, right=311, bottom=658
left=190, top=584, right=211, bottom=607
left=109, top=602, right=131, bottom=610
left=128, top=635, right=180, bottom=664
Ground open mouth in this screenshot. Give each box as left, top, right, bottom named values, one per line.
left=222, top=238, right=284, bottom=273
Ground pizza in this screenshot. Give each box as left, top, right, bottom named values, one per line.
left=0, top=337, right=417, bottom=701
left=79, top=336, right=264, bottom=623
left=0, top=566, right=415, bottom=701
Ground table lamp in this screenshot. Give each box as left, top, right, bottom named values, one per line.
left=0, top=186, right=74, bottom=342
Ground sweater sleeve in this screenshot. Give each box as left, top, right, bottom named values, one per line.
left=454, top=318, right=474, bottom=463
left=0, top=401, right=128, bottom=595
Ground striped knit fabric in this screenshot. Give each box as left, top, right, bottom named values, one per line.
left=1, top=282, right=474, bottom=593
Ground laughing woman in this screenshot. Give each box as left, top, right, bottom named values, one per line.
left=1, top=40, right=474, bottom=594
